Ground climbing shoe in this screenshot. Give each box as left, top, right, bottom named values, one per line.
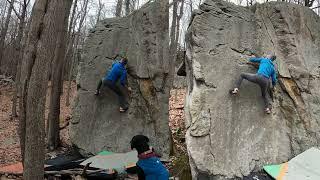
left=230, top=88, right=239, bottom=95
left=119, top=107, right=128, bottom=113
left=265, top=108, right=271, bottom=114
left=94, top=90, right=100, bottom=95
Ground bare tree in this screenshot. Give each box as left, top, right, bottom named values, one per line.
left=47, top=0, right=73, bottom=150
left=170, top=0, right=178, bottom=52
left=125, top=0, right=130, bottom=16
left=0, top=0, right=14, bottom=73
left=116, top=0, right=123, bottom=17
left=175, top=0, right=185, bottom=49
left=305, top=0, right=316, bottom=6
left=189, top=0, right=193, bottom=12
left=11, top=0, right=31, bottom=118
left=66, top=0, right=89, bottom=106
left=19, top=0, right=73, bottom=179
left=96, top=0, right=103, bottom=24
left=0, top=1, right=8, bottom=27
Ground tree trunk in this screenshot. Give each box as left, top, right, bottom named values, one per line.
left=12, top=0, right=28, bottom=118
left=169, top=0, right=178, bottom=78
left=175, top=0, right=184, bottom=50
left=65, top=48, right=78, bottom=106
left=189, top=0, right=193, bottom=12
left=0, top=2, right=8, bottom=28
left=305, top=0, right=315, bottom=6
left=61, top=0, right=78, bottom=85
left=115, top=0, right=123, bottom=17
left=96, top=0, right=103, bottom=24
left=68, top=0, right=78, bottom=36
left=0, top=0, right=14, bottom=73
left=20, top=0, right=73, bottom=179
left=318, top=0, right=320, bottom=15
left=169, top=0, right=178, bottom=53
left=125, top=0, right=130, bottom=16
left=47, top=0, right=72, bottom=150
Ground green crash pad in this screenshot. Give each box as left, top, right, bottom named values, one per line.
left=263, top=147, right=320, bottom=180
left=81, top=150, right=138, bottom=173
left=263, top=164, right=283, bottom=179
left=98, top=151, right=114, bottom=156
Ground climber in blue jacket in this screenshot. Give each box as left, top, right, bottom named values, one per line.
left=95, top=57, right=131, bottom=112
left=231, top=54, right=277, bottom=114
left=130, top=135, right=169, bottom=180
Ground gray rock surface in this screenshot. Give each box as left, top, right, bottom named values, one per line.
left=185, top=0, right=320, bottom=179
left=70, top=1, right=171, bottom=159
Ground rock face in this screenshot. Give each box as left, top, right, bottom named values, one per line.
left=70, top=1, right=171, bottom=159
left=185, top=0, right=320, bottom=179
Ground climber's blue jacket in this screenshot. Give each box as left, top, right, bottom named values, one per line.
left=104, top=62, right=127, bottom=86
left=250, top=57, right=277, bottom=86
left=137, top=157, right=169, bottom=180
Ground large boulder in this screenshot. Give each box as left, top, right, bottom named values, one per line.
left=185, top=0, right=320, bottom=179
left=70, top=1, right=171, bottom=159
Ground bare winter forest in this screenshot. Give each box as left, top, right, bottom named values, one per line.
left=0, top=0, right=319, bottom=179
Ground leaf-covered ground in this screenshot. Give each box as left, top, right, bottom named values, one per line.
left=0, top=80, right=77, bottom=166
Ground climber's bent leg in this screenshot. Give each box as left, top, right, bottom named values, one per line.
left=232, top=73, right=259, bottom=94
left=259, top=77, right=272, bottom=110
left=114, top=85, right=128, bottom=110
left=105, top=80, right=128, bottom=110
left=236, top=73, right=259, bottom=87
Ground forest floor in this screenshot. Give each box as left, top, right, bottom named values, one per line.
left=0, top=80, right=77, bottom=166
left=0, top=79, right=188, bottom=178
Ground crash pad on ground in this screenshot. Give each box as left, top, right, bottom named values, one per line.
left=263, top=147, right=320, bottom=180
left=263, top=164, right=285, bottom=179
left=97, top=151, right=114, bottom=156
left=81, top=150, right=138, bottom=173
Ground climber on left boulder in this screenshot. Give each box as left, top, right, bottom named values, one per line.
left=95, top=56, right=131, bottom=113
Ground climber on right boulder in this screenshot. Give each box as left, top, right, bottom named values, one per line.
left=230, top=54, right=277, bottom=114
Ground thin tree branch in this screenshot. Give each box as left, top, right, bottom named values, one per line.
left=6, top=0, right=22, bottom=20
left=169, top=0, right=182, bottom=7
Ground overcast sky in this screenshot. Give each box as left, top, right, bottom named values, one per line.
left=23, top=0, right=319, bottom=44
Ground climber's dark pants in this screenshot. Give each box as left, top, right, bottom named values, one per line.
left=235, top=73, right=272, bottom=109
left=97, top=79, right=128, bottom=109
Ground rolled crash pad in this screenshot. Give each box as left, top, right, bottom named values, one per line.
left=81, top=150, right=138, bottom=173
left=45, top=153, right=84, bottom=171
left=263, top=147, right=320, bottom=180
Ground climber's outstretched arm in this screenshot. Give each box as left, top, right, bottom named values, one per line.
left=120, top=71, right=132, bottom=95
left=249, top=57, right=263, bottom=63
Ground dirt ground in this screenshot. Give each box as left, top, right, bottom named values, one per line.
left=0, top=81, right=77, bottom=166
